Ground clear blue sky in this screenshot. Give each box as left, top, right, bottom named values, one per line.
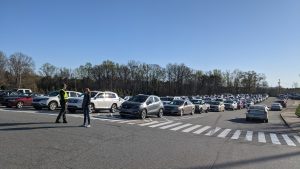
left=1, top=0, right=299, bottom=88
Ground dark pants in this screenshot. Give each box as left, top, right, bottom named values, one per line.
left=83, top=105, right=90, bottom=125
left=56, top=101, right=67, bottom=122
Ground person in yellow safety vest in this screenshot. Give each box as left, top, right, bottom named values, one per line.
left=55, top=83, right=68, bottom=123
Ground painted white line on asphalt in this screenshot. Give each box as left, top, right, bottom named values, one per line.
left=149, top=121, right=174, bottom=128
left=231, top=130, right=242, bottom=140
left=182, top=125, right=202, bottom=133
left=258, top=132, right=266, bottom=143
left=139, top=121, right=159, bottom=126
left=160, top=122, right=182, bottom=129
left=193, top=126, right=211, bottom=134
left=217, top=129, right=231, bottom=138
left=205, top=127, right=221, bottom=136
left=245, top=131, right=253, bottom=141
left=282, top=134, right=296, bottom=146
left=170, top=123, right=193, bottom=131
left=294, top=135, right=300, bottom=144
left=270, top=133, right=281, bottom=145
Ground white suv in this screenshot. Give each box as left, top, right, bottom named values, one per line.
left=32, top=91, right=82, bottom=111
left=67, top=91, right=123, bottom=113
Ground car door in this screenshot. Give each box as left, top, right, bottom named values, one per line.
left=183, top=101, right=189, bottom=114
left=152, top=97, right=161, bottom=113
left=94, top=93, right=105, bottom=109
left=146, top=97, right=155, bottom=114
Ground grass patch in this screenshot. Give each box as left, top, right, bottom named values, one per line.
left=296, top=104, right=300, bottom=117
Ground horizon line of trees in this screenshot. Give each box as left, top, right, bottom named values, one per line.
left=0, top=51, right=295, bottom=96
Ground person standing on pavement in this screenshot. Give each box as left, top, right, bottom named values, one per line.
left=55, top=83, right=68, bottom=123
left=82, top=88, right=91, bottom=127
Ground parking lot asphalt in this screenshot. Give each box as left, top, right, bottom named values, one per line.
left=1, top=97, right=300, bottom=169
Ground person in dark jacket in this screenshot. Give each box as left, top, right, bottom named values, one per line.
left=55, top=83, right=68, bottom=123
left=82, top=88, right=91, bottom=127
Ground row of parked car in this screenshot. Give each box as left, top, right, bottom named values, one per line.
left=0, top=89, right=276, bottom=120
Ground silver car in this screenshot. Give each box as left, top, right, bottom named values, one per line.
left=119, top=94, right=164, bottom=119
left=246, top=105, right=269, bottom=123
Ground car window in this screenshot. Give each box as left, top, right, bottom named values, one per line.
left=147, top=97, right=154, bottom=104
left=154, top=97, right=159, bottom=102
left=25, top=90, right=31, bottom=93
left=97, top=93, right=105, bottom=98
left=69, top=92, right=77, bottom=97
left=107, top=93, right=117, bottom=98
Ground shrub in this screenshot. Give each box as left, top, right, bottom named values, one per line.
left=296, top=104, right=300, bottom=117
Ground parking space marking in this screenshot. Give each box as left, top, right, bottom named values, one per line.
left=294, top=135, right=300, bottom=144
left=205, top=127, right=221, bottom=136
left=160, top=122, right=182, bottom=129
left=139, top=121, right=159, bottom=126
left=231, top=130, right=242, bottom=140
left=282, top=134, right=296, bottom=146
left=193, top=126, right=211, bottom=134
left=217, top=129, right=231, bottom=138
left=149, top=121, right=174, bottom=128
left=182, top=125, right=202, bottom=133
left=270, top=133, right=281, bottom=145
left=245, top=131, right=253, bottom=141
left=170, top=123, right=193, bottom=131
left=258, top=132, right=266, bottom=143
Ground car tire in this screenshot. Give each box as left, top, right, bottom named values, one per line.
left=16, top=101, right=23, bottom=109
left=191, top=108, right=195, bottom=115
left=180, top=109, right=184, bottom=116
left=157, top=109, right=163, bottom=118
left=140, top=109, right=147, bottom=120
left=48, top=101, right=58, bottom=111
left=110, top=103, right=117, bottom=113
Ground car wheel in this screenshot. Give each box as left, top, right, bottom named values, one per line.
left=180, top=109, right=184, bottom=116
left=199, top=108, right=203, bottom=114
left=110, top=103, right=117, bottom=113
left=90, top=104, right=96, bottom=113
left=191, top=108, right=195, bottom=115
left=205, top=109, right=209, bottom=113
left=157, top=109, right=163, bottom=118
left=140, top=109, right=147, bottom=120
left=48, top=101, right=57, bottom=111
left=16, top=101, right=23, bottom=109
left=265, top=119, right=268, bottom=123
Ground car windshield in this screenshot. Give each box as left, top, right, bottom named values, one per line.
left=249, top=106, right=266, bottom=111
left=170, top=100, right=184, bottom=105
left=211, top=101, right=220, bottom=105
left=91, top=92, right=98, bottom=97
left=191, top=100, right=201, bottom=104
left=129, top=95, right=148, bottom=103
left=160, top=97, right=173, bottom=101
left=224, top=100, right=233, bottom=104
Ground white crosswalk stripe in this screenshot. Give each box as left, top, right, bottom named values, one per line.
left=117, top=120, right=139, bottom=124
left=182, top=125, right=202, bottom=133
left=258, top=132, right=266, bottom=143
left=245, top=131, right=253, bottom=141
left=270, top=133, right=281, bottom=145
left=282, top=134, right=296, bottom=146
left=294, top=135, right=300, bottom=144
left=149, top=121, right=174, bottom=128
left=231, top=130, right=242, bottom=140
left=139, top=121, right=159, bottom=126
left=217, top=129, right=231, bottom=138
left=170, top=123, right=193, bottom=131
left=193, top=126, right=211, bottom=134
left=160, top=122, right=183, bottom=129
left=205, top=127, right=221, bottom=136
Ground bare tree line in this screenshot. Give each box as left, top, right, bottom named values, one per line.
left=0, top=51, right=277, bottom=96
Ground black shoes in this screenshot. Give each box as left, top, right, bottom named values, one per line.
left=63, top=120, right=68, bottom=123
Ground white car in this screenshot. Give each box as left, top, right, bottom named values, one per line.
left=32, top=91, right=82, bottom=111
left=67, top=91, right=124, bottom=113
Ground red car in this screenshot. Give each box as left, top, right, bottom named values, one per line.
left=5, top=94, right=35, bottom=109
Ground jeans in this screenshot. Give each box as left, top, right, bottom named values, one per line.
left=83, top=105, right=90, bottom=125
left=56, top=101, right=67, bottom=122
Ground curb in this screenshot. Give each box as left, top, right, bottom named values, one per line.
left=280, top=112, right=290, bottom=128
